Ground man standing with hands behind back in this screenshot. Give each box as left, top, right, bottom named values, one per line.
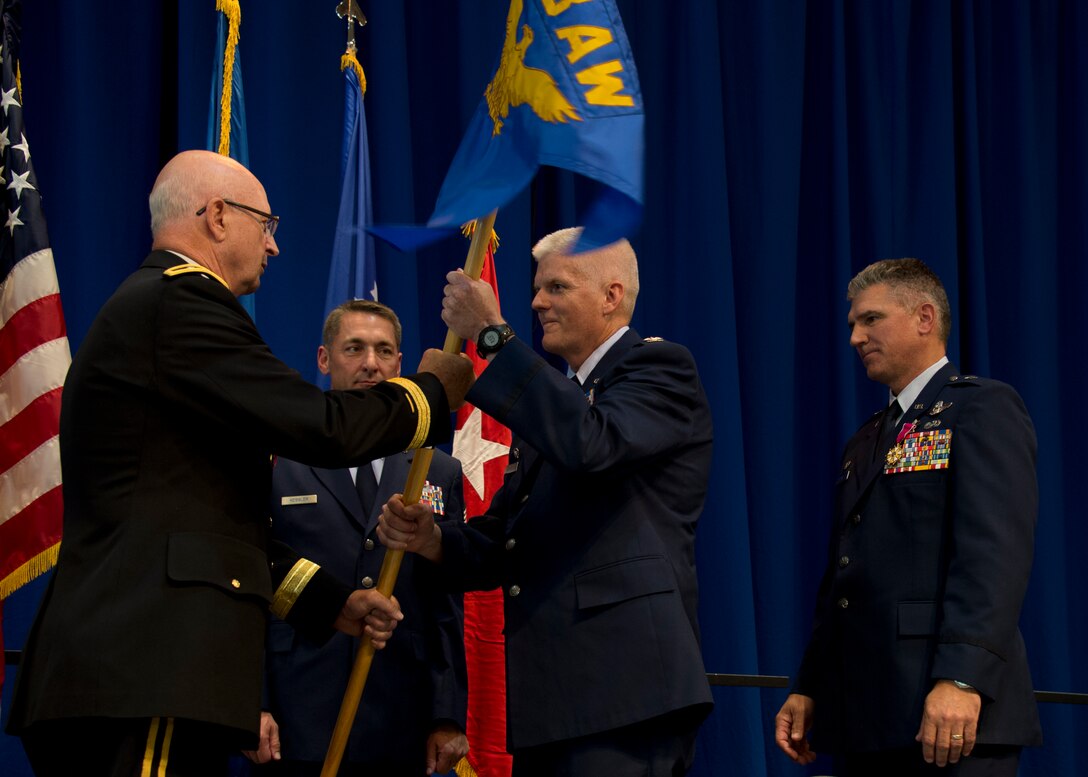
left=775, top=259, right=1041, bottom=776
left=380, top=228, right=714, bottom=776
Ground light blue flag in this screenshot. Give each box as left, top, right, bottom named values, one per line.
left=374, top=0, right=643, bottom=252
left=206, top=3, right=256, bottom=318
left=318, top=63, right=376, bottom=387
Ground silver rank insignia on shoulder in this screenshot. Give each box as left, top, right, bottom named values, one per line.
left=929, top=400, right=953, bottom=415
left=643, top=336, right=664, bottom=342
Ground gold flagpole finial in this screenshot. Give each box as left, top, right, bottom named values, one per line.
left=336, top=0, right=367, bottom=54
left=336, top=0, right=368, bottom=94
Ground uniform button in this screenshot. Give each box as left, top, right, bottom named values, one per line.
left=364, top=539, right=375, bottom=551
left=838, top=555, right=850, bottom=568
left=231, top=578, right=241, bottom=589
left=838, top=597, right=849, bottom=609
left=361, top=576, right=375, bottom=589
left=852, top=513, right=862, bottom=524
left=508, top=584, right=521, bottom=597
left=505, top=538, right=517, bottom=551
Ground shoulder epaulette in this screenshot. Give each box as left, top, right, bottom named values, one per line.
left=643, top=336, right=664, bottom=343
left=163, top=263, right=230, bottom=290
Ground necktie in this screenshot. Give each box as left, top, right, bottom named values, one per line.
left=355, top=464, right=378, bottom=516
left=872, top=401, right=901, bottom=462
left=881, top=400, right=902, bottom=436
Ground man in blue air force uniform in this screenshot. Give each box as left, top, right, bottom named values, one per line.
left=254, top=299, right=468, bottom=776
left=776, top=258, right=1041, bottom=777
left=379, top=228, right=714, bottom=776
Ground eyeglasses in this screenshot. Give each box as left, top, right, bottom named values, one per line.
left=196, top=199, right=280, bottom=237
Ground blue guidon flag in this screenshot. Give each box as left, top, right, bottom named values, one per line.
left=378, top=0, right=643, bottom=251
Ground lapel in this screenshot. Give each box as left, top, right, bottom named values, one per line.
left=890, top=362, right=960, bottom=436
left=842, top=409, right=885, bottom=506
left=505, top=440, right=543, bottom=532
left=580, top=328, right=640, bottom=399
left=845, top=362, right=959, bottom=513
left=312, top=466, right=366, bottom=531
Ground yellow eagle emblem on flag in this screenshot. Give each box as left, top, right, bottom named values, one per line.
left=486, top=0, right=582, bottom=136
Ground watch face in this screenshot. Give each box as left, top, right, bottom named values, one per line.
left=482, top=330, right=500, bottom=348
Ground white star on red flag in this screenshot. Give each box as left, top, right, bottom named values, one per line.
left=453, top=405, right=511, bottom=501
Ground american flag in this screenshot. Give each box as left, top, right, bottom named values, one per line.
left=0, top=0, right=69, bottom=658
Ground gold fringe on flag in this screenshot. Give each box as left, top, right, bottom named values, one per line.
left=461, top=220, right=500, bottom=255
left=341, top=49, right=367, bottom=97
left=0, top=542, right=60, bottom=600
left=453, top=756, right=479, bottom=777
left=216, top=0, right=242, bottom=157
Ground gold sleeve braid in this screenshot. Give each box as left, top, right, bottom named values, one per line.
left=270, top=558, right=321, bottom=619
left=386, top=377, right=431, bottom=450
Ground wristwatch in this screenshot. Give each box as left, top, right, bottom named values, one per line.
left=951, top=680, right=976, bottom=691
left=476, top=323, right=515, bottom=357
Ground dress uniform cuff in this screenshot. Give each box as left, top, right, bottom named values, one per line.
left=386, top=377, right=432, bottom=449
left=270, top=559, right=321, bottom=619
left=389, top=372, right=453, bottom=448
left=269, top=542, right=353, bottom=642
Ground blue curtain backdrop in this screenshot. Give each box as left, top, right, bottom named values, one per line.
left=2, top=2, right=1085, bottom=776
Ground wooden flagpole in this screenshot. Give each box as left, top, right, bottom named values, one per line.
left=320, top=210, right=498, bottom=777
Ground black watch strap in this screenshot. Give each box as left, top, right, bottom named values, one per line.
left=476, top=323, right=515, bottom=356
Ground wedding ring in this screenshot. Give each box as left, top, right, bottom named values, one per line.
left=951, top=734, right=964, bottom=741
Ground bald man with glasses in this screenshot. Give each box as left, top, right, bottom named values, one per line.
left=7, top=150, right=474, bottom=777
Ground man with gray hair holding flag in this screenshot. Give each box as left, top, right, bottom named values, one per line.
left=380, top=228, right=714, bottom=776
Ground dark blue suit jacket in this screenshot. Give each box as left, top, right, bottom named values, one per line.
left=265, top=450, right=467, bottom=766
left=435, top=329, right=714, bottom=751
left=795, top=363, right=1043, bottom=753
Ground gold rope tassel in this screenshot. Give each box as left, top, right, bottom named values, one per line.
left=460, top=220, right=500, bottom=255
left=453, top=756, right=479, bottom=777
left=340, top=50, right=367, bottom=97
left=216, top=0, right=242, bottom=157
left=0, top=542, right=60, bottom=600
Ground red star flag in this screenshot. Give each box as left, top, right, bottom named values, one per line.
left=452, top=230, right=513, bottom=777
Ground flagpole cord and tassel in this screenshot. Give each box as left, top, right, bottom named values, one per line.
left=214, top=0, right=241, bottom=156
left=321, top=210, right=498, bottom=777
left=338, top=0, right=367, bottom=93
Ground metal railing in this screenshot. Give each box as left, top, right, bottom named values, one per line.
left=704, top=674, right=1088, bottom=704
left=4, top=655, right=1085, bottom=705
